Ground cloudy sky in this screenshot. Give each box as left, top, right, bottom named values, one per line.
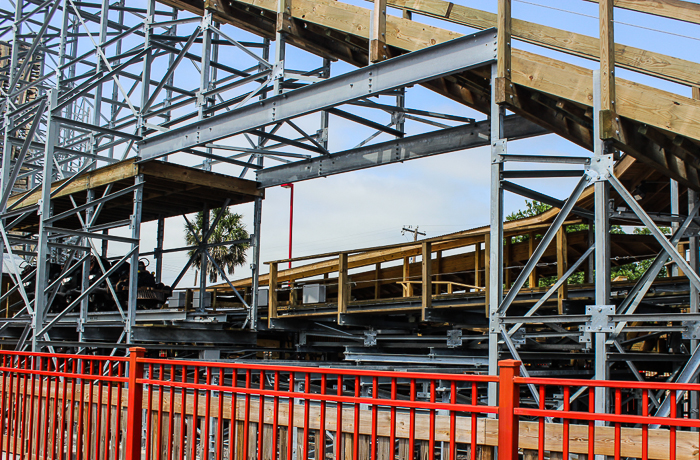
left=104, top=0, right=700, bottom=287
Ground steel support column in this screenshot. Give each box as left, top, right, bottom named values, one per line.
left=488, top=63, right=505, bottom=405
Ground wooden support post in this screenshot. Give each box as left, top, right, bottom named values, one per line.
left=484, top=234, right=491, bottom=316
left=338, top=253, right=349, bottom=320
left=434, top=250, right=442, bottom=295
left=370, top=0, right=388, bottom=63
left=475, top=242, right=482, bottom=288
left=495, top=0, right=512, bottom=104
left=276, top=0, right=292, bottom=33
left=528, top=232, right=537, bottom=289
left=599, top=0, right=619, bottom=142
left=421, top=241, right=432, bottom=320
left=374, top=263, right=381, bottom=300
left=268, top=262, right=278, bottom=327
left=557, top=227, right=568, bottom=314
left=504, top=236, right=512, bottom=289
left=402, top=257, right=413, bottom=297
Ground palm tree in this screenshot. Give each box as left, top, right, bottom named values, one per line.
left=185, top=207, right=250, bottom=283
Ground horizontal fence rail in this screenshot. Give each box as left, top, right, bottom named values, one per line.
left=0, top=351, right=698, bottom=460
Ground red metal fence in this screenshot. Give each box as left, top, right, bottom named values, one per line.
left=0, top=349, right=698, bottom=460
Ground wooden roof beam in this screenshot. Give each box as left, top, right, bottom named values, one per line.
left=379, top=0, right=700, bottom=87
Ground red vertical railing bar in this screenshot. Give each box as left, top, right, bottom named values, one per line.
left=449, top=381, right=456, bottom=460
left=258, top=370, right=265, bottom=460
left=641, top=389, right=648, bottom=460
left=75, top=359, right=85, bottom=460
left=538, top=385, right=545, bottom=460
left=10, top=356, right=21, bottom=460
left=44, top=357, right=51, bottom=459
left=18, top=354, right=29, bottom=460
left=104, top=360, right=113, bottom=460
left=125, top=348, right=146, bottom=460
left=85, top=360, right=95, bottom=460
left=562, top=386, right=570, bottom=460
left=287, top=371, right=295, bottom=460
left=217, top=368, right=224, bottom=460
left=428, top=380, right=436, bottom=459
left=371, top=376, right=377, bottom=460
left=191, top=366, right=200, bottom=460
left=167, top=365, right=175, bottom=460
left=614, top=388, right=621, bottom=460
left=336, top=375, right=343, bottom=460
left=179, top=366, right=187, bottom=460
left=497, top=360, right=520, bottom=460
left=95, top=362, right=104, bottom=460
left=50, top=359, right=61, bottom=460
left=0, top=355, right=7, bottom=453
left=9, top=356, right=18, bottom=457
left=115, top=362, right=124, bottom=460
left=243, top=369, right=251, bottom=459
left=272, top=371, right=280, bottom=460
left=59, top=358, right=68, bottom=460
left=408, top=379, right=415, bottom=460
left=470, top=383, right=476, bottom=460
left=588, top=388, right=595, bottom=458
left=232, top=369, right=239, bottom=460
left=303, top=373, right=311, bottom=460
left=670, top=391, right=677, bottom=460
left=390, top=378, right=397, bottom=460
left=146, top=364, right=154, bottom=460
left=353, top=376, right=359, bottom=460
left=156, top=365, right=164, bottom=460
left=69, top=359, right=77, bottom=460
left=27, top=356, right=38, bottom=459
left=204, top=368, right=211, bottom=460
left=319, top=374, right=327, bottom=460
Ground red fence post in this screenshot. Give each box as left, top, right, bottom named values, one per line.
left=125, top=347, right=146, bottom=460
left=498, top=360, right=521, bottom=460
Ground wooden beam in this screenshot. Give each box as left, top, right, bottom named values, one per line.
left=370, top=0, right=388, bottom=62
left=583, top=0, right=700, bottom=26
left=421, top=241, right=432, bottom=320
left=382, top=0, right=700, bottom=87
left=268, top=262, right=279, bottom=325
left=374, top=263, right=381, bottom=299
left=504, top=236, right=512, bottom=289
left=528, top=232, right=537, bottom=289
left=599, top=0, right=617, bottom=141
left=338, top=253, right=349, bottom=319
left=484, top=233, right=491, bottom=317
left=474, top=243, right=482, bottom=288
left=556, top=227, right=568, bottom=315
left=497, top=0, right=510, bottom=80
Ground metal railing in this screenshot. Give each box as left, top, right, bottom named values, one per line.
left=0, top=351, right=698, bottom=460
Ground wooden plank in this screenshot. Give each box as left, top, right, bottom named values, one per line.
left=384, top=0, right=700, bottom=87
left=374, top=263, right=381, bottom=300
left=338, top=253, right=349, bottom=318
left=599, top=0, right=617, bottom=141
left=497, top=0, right=511, bottom=80
left=370, top=0, right=388, bottom=62
left=583, top=0, right=700, bottom=25
left=484, top=233, right=491, bottom=317
left=138, top=161, right=263, bottom=198
left=269, top=262, right=279, bottom=325
left=421, top=241, right=432, bottom=320
left=474, top=242, right=482, bottom=288
left=528, top=232, right=537, bottom=288
left=556, top=227, right=568, bottom=314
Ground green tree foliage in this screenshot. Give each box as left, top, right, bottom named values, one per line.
left=506, top=200, right=668, bottom=286
left=185, top=207, right=250, bottom=283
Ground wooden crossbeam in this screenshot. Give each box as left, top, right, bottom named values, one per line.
left=381, top=0, right=700, bottom=87
left=583, top=0, right=700, bottom=25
